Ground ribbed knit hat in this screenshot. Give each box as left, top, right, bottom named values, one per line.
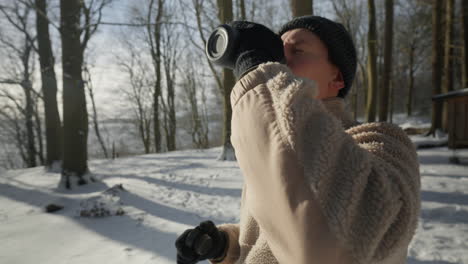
left=278, top=16, right=357, bottom=98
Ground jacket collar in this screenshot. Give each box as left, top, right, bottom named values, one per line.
left=321, top=97, right=358, bottom=129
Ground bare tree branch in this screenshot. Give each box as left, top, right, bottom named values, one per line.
left=0, top=79, right=21, bottom=85
left=16, top=0, right=61, bottom=31
left=190, top=0, right=223, bottom=94
left=0, top=33, right=23, bottom=56
left=0, top=106, right=28, bottom=165
left=91, top=20, right=198, bottom=30
left=83, top=64, right=109, bottom=158
left=0, top=89, right=26, bottom=115
left=81, top=0, right=113, bottom=53
left=0, top=2, right=39, bottom=52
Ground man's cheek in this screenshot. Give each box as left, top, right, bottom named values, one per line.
left=291, top=62, right=310, bottom=77
left=288, top=64, right=303, bottom=77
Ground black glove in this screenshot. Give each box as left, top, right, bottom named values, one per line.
left=175, top=220, right=228, bottom=264
left=229, top=21, right=285, bottom=79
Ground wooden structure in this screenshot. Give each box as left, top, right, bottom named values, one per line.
left=432, top=88, right=468, bottom=163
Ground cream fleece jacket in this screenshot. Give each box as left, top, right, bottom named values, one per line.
left=211, top=63, right=420, bottom=264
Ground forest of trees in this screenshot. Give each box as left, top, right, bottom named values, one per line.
left=0, top=0, right=466, bottom=188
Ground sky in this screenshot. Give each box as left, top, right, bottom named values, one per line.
left=0, top=0, right=337, bottom=120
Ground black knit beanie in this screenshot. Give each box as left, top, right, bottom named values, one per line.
left=278, top=16, right=357, bottom=98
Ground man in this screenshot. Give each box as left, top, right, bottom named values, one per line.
left=176, top=16, right=420, bottom=264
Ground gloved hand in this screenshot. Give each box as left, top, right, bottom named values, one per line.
left=229, top=21, right=285, bottom=79
left=175, top=220, right=228, bottom=264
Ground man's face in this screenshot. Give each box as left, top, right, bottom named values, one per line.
left=281, top=28, right=344, bottom=99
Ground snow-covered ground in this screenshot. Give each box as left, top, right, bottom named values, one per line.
left=410, top=147, right=468, bottom=263
left=1, top=143, right=467, bottom=264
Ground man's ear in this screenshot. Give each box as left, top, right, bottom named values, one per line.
left=331, top=70, right=345, bottom=92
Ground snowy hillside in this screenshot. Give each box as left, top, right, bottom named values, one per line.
left=0, top=145, right=467, bottom=264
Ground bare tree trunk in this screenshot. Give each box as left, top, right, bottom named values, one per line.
left=153, top=23, right=162, bottom=153
left=290, top=0, right=313, bottom=17
left=217, top=0, right=236, bottom=161
left=161, top=22, right=177, bottom=152
left=144, top=116, right=151, bottom=153
left=200, top=83, right=210, bottom=148
left=249, top=0, right=257, bottom=20
left=20, top=33, right=37, bottom=168
left=239, top=0, right=246, bottom=20
left=84, top=67, right=109, bottom=159
left=389, top=79, right=394, bottom=123
left=60, top=0, right=89, bottom=186
left=192, top=0, right=223, bottom=92
left=35, top=0, right=62, bottom=169
left=0, top=3, right=38, bottom=168
left=379, top=0, right=393, bottom=122
left=137, top=94, right=151, bottom=154
left=112, top=142, right=116, bottom=159
left=441, top=0, right=455, bottom=132
left=182, top=66, right=208, bottom=149
left=160, top=63, right=176, bottom=152
left=161, top=98, right=169, bottom=152
left=407, top=44, right=415, bottom=116
left=365, top=0, right=378, bottom=122
left=2, top=110, right=28, bottom=166
left=117, top=48, right=152, bottom=154
left=164, top=53, right=176, bottom=151
left=463, top=0, right=468, bottom=88
left=443, top=0, right=454, bottom=93
left=165, top=83, right=176, bottom=151
left=147, top=0, right=164, bottom=153
left=187, top=73, right=199, bottom=147
left=136, top=83, right=151, bottom=154
left=428, top=0, right=444, bottom=136
left=33, top=97, right=45, bottom=165
left=141, top=115, right=151, bottom=154
left=24, top=79, right=37, bottom=167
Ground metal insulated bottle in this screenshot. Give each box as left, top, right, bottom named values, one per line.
left=205, top=24, right=240, bottom=68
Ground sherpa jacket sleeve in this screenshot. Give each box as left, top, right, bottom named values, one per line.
left=228, top=62, right=420, bottom=264
left=211, top=223, right=241, bottom=264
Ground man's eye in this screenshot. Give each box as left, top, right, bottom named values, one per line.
left=293, top=49, right=303, bottom=54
